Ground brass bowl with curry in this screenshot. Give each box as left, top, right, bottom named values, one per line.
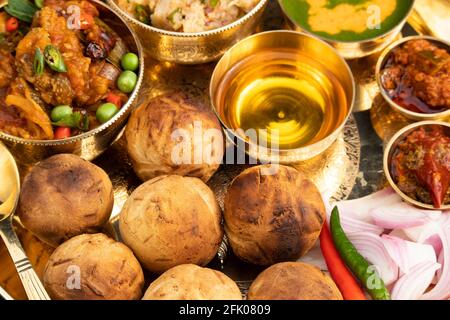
left=0, top=0, right=144, bottom=166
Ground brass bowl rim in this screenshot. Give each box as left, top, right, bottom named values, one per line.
left=0, top=0, right=145, bottom=146
left=107, top=0, right=269, bottom=37
left=210, top=30, right=356, bottom=155
left=277, top=0, right=415, bottom=44
left=375, top=35, right=450, bottom=120
left=383, top=120, right=450, bottom=210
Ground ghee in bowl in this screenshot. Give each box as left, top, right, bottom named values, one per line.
left=210, top=31, right=355, bottom=163
left=216, top=49, right=349, bottom=150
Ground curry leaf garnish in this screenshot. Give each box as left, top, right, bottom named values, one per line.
left=4, top=0, right=38, bottom=23
left=52, top=112, right=89, bottom=131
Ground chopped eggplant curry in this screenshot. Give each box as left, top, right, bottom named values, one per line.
left=0, top=0, right=139, bottom=140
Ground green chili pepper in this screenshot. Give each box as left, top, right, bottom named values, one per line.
left=330, top=206, right=391, bottom=300
left=33, top=47, right=44, bottom=76
left=34, top=0, right=44, bottom=9
left=44, top=45, right=67, bottom=73
left=210, top=0, right=219, bottom=7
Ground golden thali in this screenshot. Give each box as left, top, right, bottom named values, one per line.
left=0, top=0, right=449, bottom=300
left=0, top=45, right=361, bottom=300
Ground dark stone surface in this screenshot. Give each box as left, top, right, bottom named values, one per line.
left=349, top=111, right=386, bottom=199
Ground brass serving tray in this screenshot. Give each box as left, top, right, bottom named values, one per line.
left=0, top=51, right=361, bottom=300
left=0, top=0, right=448, bottom=300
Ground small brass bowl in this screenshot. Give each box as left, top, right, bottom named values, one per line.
left=107, top=0, right=268, bottom=65
left=383, top=121, right=450, bottom=210
left=376, top=35, right=450, bottom=121
left=278, top=0, right=415, bottom=60
left=210, top=30, right=355, bottom=164
left=0, top=0, right=144, bottom=166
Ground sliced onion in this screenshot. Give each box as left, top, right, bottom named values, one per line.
left=434, top=250, right=444, bottom=284
left=424, top=234, right=443, bottom=257
left=98, top=62, right=121, bottom=82
left=404, top=213, right=450, bottom=250
left=332, top=188, right=400, bottom=223
left=403, top=221, right=441, bottom=244
left=381, top=235, right=436, bottom=274
left=107, top=36, right=128, bottom=68
left=339, top=214, right=384, bottom=235
left=391, top=261, right=441, bottom=300
left=348, top=232, right=398, bottom=285
left=380, top=235, right=409, bottom=274
left=5, top=94, right=54, bottom=139
left=371, top=202, right=441, bottom=229
left=440, top=213, right=450, bottom=227
left=405, top=241, right=437, bottom=272
left=388, top=229, right=411, bottom=241
left=421, top=224, right=450, bottom=300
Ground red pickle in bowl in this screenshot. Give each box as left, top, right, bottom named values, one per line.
left=381, top=39, right=450, bottom=114
left=390, top=125, right=450, bottom=208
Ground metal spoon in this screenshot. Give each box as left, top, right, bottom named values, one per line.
left=0, top=142, right=50, bottom=300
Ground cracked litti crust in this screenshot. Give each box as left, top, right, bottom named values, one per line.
left=43, top=233, right=145, bottom=300
left=125, top=91, right=224, bottom=183
left=248, top=262, right=342, bottom=300
left=119, top=175, right=223, bottom=273
left=17, top=154, right=114, bottom=247
left=142, top=264, right=242, bottom=300
left=224, top=165, right=326, bottom=266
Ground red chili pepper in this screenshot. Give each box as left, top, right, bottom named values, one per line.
left=106, top=92, right=122, bottom=108
left=79, top=13, right=94, bottom=30
left=320, top=222, right=367, bottom=300
left=5, top=17, right=19, bottom=33
left=54, top=127, right=71, bottom=139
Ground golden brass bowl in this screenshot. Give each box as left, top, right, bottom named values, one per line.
left=279, top=0, right=415, bottom=60
left=0, top=0, right=144, bottom=166
left=107, top=0, right=268, bottom=65
left=383, top=121, right=450, bottom=210
left=376, top=35, right=450, bottom=121
left=210, top=30, right=355, bottom=163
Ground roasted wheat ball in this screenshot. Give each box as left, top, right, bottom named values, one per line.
left=224, top=164, right=326, bottom=265
left=119, top=175, right=223, bottom=273
left=125, top=91, right=224, bottom=183
left=17, top=154, right=114, bottom=247
left=142, top=264, right=242, bottom=300
left=248, top=262, right=343, bottom=300
left=43, top=233, right=145, bottom=300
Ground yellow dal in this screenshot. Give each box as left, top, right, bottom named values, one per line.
left=307, top=0, right=396, bottom=35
